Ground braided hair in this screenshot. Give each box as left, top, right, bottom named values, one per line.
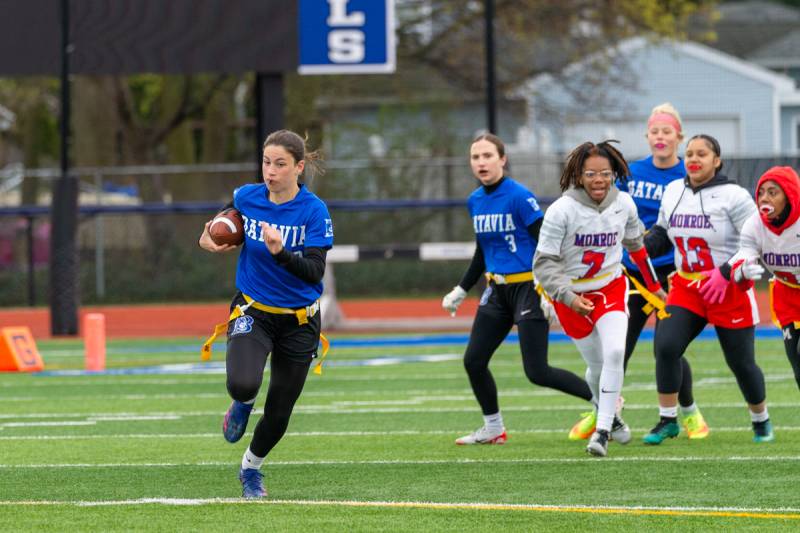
left=558, top=140, right=630, bottom=192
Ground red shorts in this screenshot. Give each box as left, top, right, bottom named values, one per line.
left=772, top=280, right=800, bottom=327
left=667, top=274, right=759, bottom=329
left=553, top=275, right=629, bottom=339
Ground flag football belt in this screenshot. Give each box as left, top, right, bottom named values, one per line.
left=241, top=294, right=320, bottom=324
left=774, top=276, right=800, bottom=289
left=485, top=271, right=533, bottom=285
left=571, top=271, right=612, bottom=284
left=677, top=270, right=707, bottom=281
left=201, top=294, right=330, bottom=375
left=622, top=267, right=670, bottom=320
left=768, top=278, right=800, bottom=330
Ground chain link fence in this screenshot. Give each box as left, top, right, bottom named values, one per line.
left=1, top=153, right=798, bottom=306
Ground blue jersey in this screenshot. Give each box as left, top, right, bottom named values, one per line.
left=467, top=177, right=544, bottom=274
left=233, top=183, right=334, bottom=308
left=621, top=156, right=685, bottom=270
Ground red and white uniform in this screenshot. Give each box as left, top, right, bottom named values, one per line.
left=731, top=168, right=800, bottom=327
left=657, top=177, right=758, bottom=328
left=537, top=188, right=645, bottom=339
left=535, top=186, right=660, bottom=434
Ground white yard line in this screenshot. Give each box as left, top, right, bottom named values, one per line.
left=2, top=456, right=800, bottom=469
left=0, top=497, right=798, bottom=520
left=2, top=401, right=800, bottom=420
left=2, top=426, right=800, bottom=441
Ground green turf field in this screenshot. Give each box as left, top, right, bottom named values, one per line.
left=1, top=333, right=799, bottom=531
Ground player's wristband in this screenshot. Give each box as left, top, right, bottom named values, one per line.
left=630, top=247, right=662, bottom=293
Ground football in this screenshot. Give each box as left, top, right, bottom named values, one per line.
left=209, top=208, right=244, bottom=246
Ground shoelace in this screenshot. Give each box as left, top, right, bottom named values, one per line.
left=241, top=469, right=264, bottom=492
left=651, top=418, right=675, bottom=433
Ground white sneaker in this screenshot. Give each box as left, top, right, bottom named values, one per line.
left=455, top=426, right=507, bottom=445
left=610, top=415, right=632, bottom=444
left=586, top=429, right=609, bottom=457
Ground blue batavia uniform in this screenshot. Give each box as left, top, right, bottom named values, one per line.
left=468, top=177, right=543, bottom=274
left=621, top=155, right=685, bottom=271
left=233, top=183, right=334, bottom=308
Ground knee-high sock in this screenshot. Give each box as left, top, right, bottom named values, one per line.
left=573, top=331, right=602, bottom=407
left=593, top=312, right=628, bottom=431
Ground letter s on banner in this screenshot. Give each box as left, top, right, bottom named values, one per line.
left=328, top=30, right=365, bottom=63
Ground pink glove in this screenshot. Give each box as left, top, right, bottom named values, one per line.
left=698, top=267, right=729, bottom=305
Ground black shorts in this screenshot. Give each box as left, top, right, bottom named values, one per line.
left=477, top=280, right=545, bottom=323
left=226, top=292, right=321, bottom=364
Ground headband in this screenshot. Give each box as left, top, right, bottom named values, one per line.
left=647, top=113, right=681, bottom=133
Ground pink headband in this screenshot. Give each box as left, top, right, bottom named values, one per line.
left=647, top=113, right=681, bottom=133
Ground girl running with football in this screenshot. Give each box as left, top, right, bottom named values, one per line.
left=642, top=134, right=773, bottom=444
left=730, top=166, right=800, bottom=394
left=199, top=129, right=333, bottom=498
left=442, top=133, right=594, bottom=445
left=534, top=140, right=665, bottom=456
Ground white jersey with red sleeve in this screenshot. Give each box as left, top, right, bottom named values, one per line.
left=656, top=179, right=756, bottom=273
left=735, top=213, right=800, bottom=285
left=537, top=189, right=643, bottom=293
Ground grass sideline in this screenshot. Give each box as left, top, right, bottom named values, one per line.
left=1, top=334, right=800, bottom=531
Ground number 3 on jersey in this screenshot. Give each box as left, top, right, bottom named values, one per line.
left=674, top=236, right=713, bottom=272
left=504, top=234, right=517, bottom=253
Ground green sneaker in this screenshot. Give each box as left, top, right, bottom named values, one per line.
left=753, top=420, right=774, bottom=443
left=568, top=411, right=597, bottom=441
left=642, top=418, right=680, bottom=445
left=682, top=409, right=710, bottom=440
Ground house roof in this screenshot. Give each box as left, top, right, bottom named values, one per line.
left=524, top=37, right=798, bottom=95
left=703, top=1, right=800, bottom=59
left=715, top=0, right=800, bottom=23
left=748, top=28, right=800, bottom=67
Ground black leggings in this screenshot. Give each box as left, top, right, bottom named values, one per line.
left=781, top=323, right=800, bottom=390
left=624, top=266, right=695, bottom=407
left=463, top=312, right=592, bottom=415
left=654, top=306, right=766, bottom=405
left=226, top=336, right=311, bottom=458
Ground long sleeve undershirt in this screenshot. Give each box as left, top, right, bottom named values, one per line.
left=273, top=247, right=327, bottom=284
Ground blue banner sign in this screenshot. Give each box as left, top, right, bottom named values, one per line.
left=299, top=0, right=395, bottom=74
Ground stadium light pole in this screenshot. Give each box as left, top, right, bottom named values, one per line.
left=50, top=0, right=79, bottom=335
left=484, top=0, right=497, bottom=134
left=254, top=73, right=285, bottom=175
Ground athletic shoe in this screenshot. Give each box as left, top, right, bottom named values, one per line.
left=682, top=409, right=710, bottom=440
left=239, top=468, right=267, bottom=499
left=642, top=418, right=680, bottom=445
left=586, top=429, right=610, bottom=457
left=455, top=426, right=507, bottom=445
left=568, top=411, right=596, bottom=441
left=752, top=420, right=775, bottom=443
left=610, top=415, right=631, bottom=444
left=223, top=401, right=253, bottom=443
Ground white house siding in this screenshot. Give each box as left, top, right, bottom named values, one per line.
left=780, top=105, right=800, bottom=153
left=527, top=40, right=797, bottom=157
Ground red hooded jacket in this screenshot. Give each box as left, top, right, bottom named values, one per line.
left=756, top=166, right=800, bottom=235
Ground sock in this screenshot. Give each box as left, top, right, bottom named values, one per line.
left=483, top=412, right=504, bottom=432
left=596, top=368, right=623, bottom=432
left=750, top=407, right=769, bottom=423
left=680, top=403, right=697, bottom=416
left=659, top=405, right=678, bottom=419
left=241, top=447, right=265, bottom=471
